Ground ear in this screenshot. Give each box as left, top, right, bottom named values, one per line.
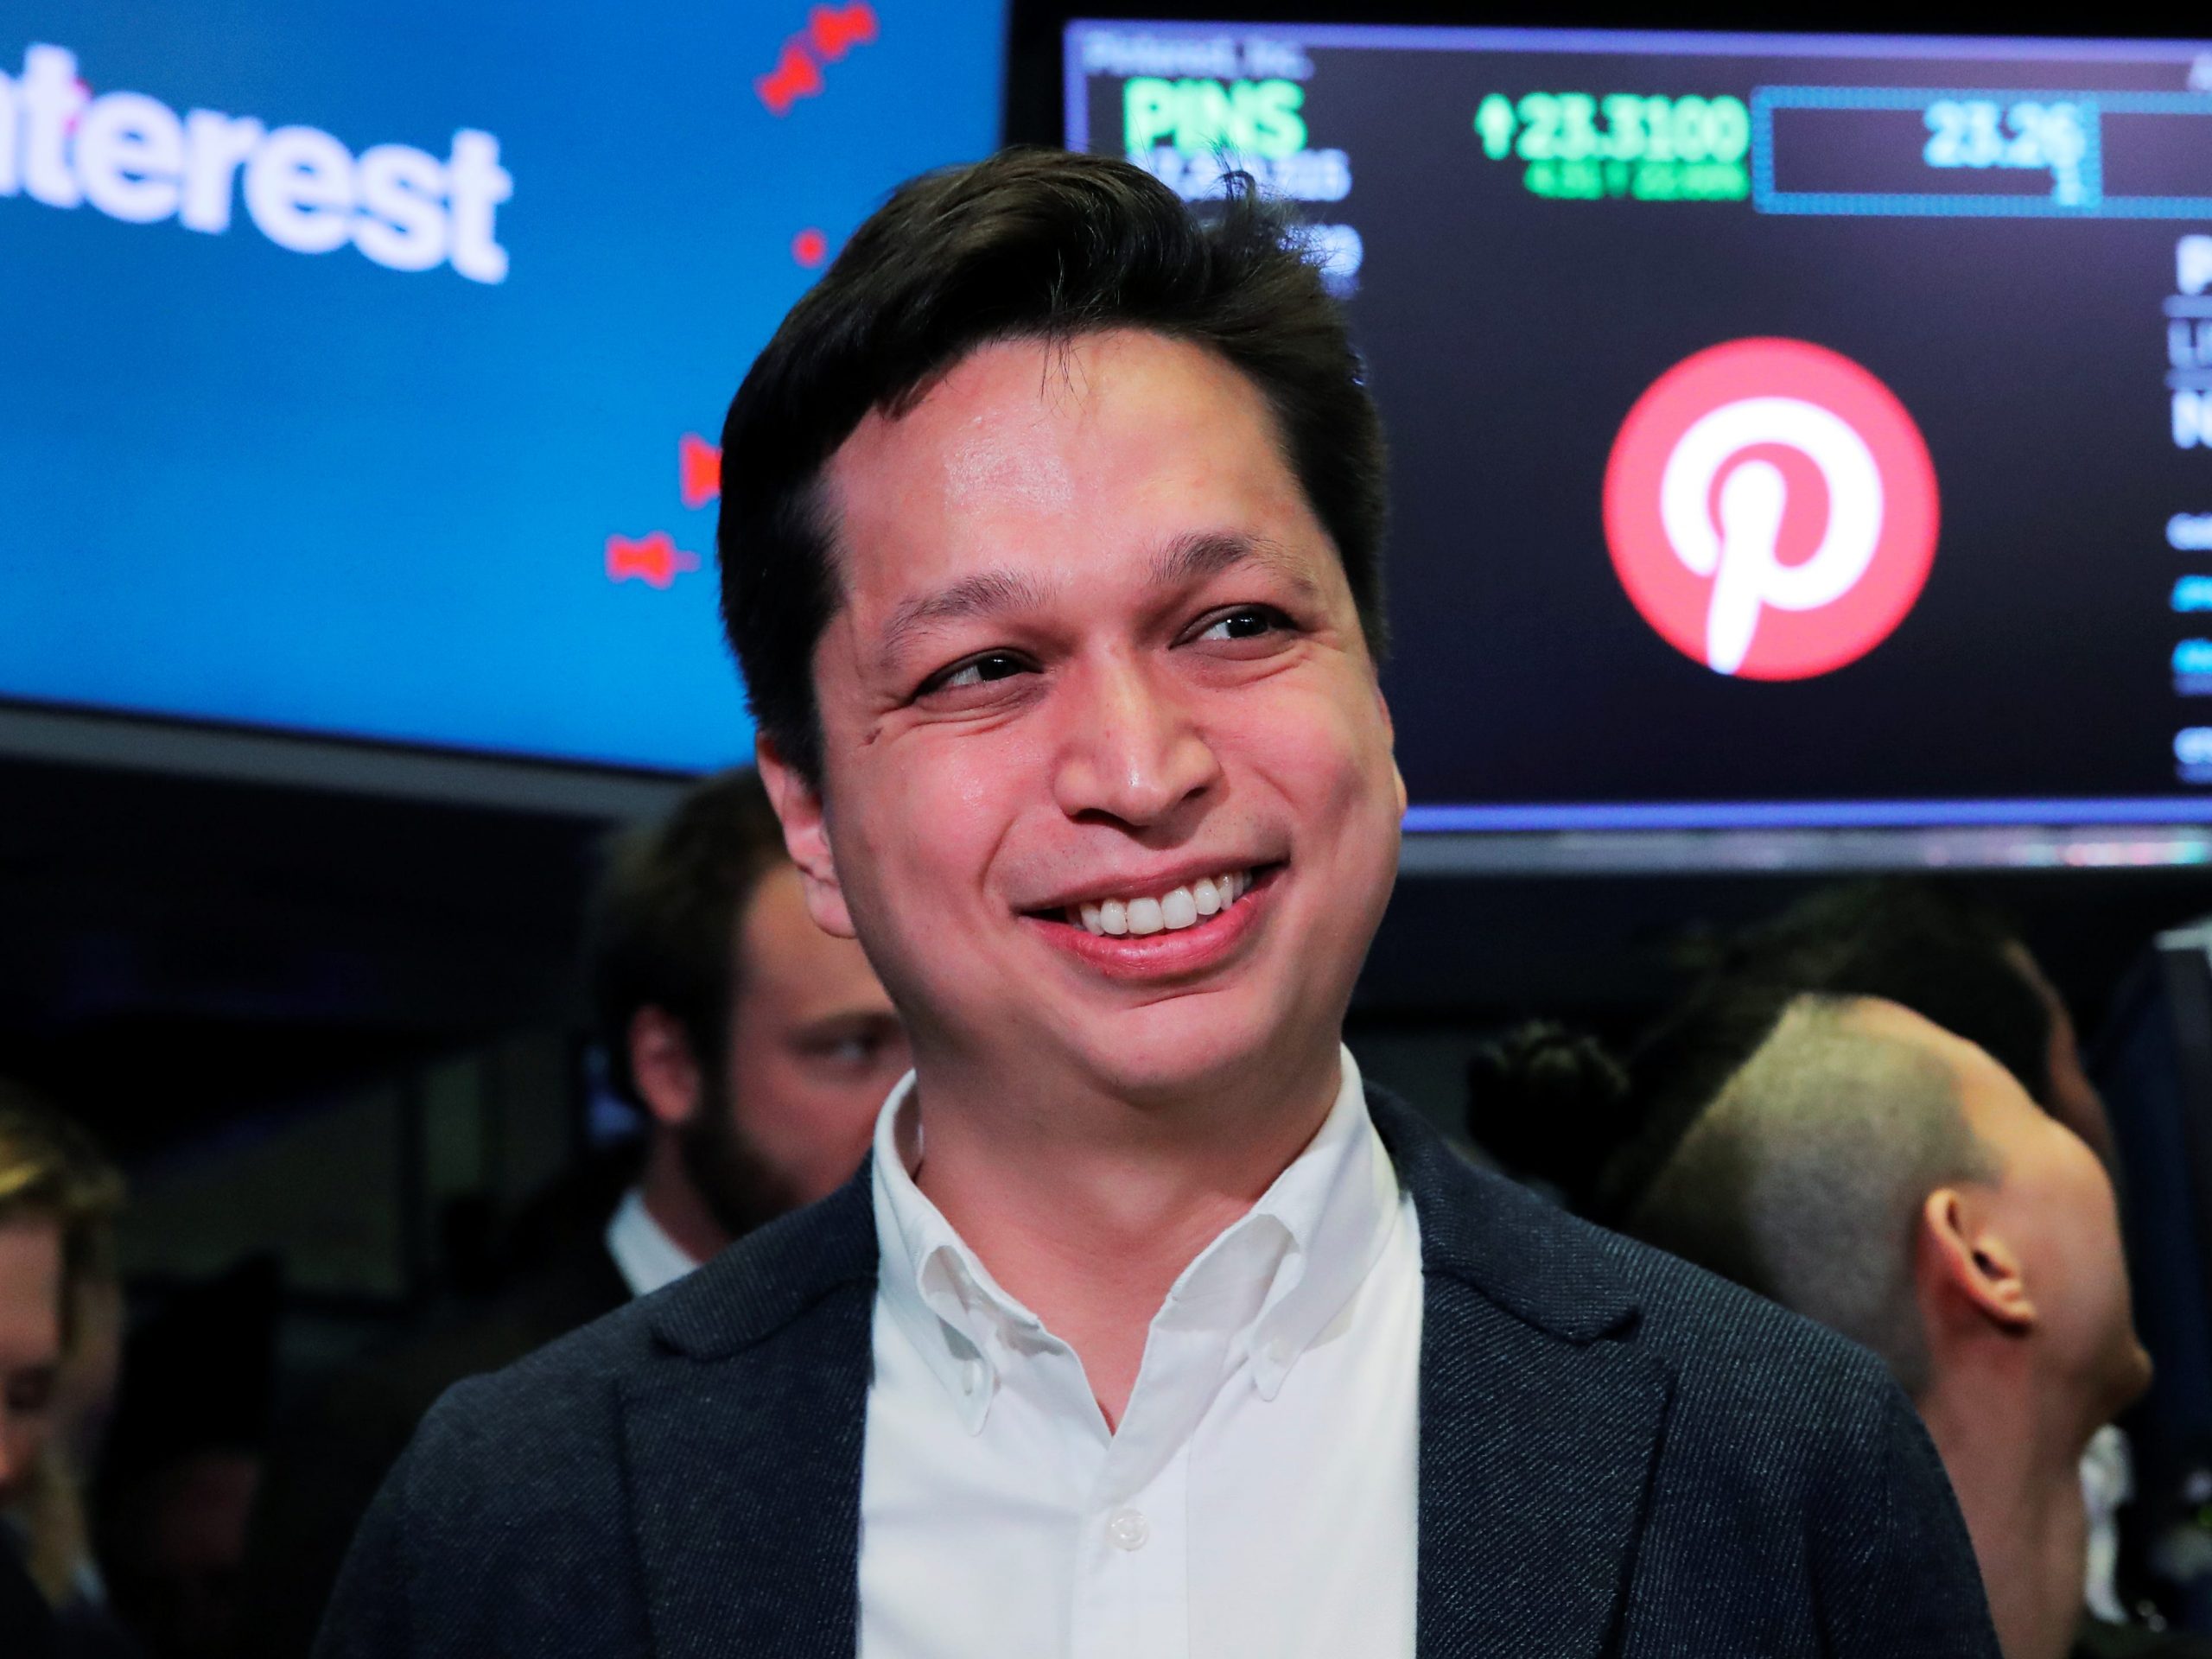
left=627, top=1007, right=703, bottom=1130
left=1922, top=1186, right=2037, bottom=1335
left=1375, top=687, right=1407, bottom=816
left=757, top=732, right=857, bottom=938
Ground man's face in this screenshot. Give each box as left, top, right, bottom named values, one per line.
left=785, top=330, right=1403, bottom=1103
left=1946, top=1028, right=2152, bottom=1425
left=0, top=1216, right=63, bottom=1502
left=681, top=863, right=908, bottom=1231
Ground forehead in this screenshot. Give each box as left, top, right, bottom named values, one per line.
left=821, top=329, right=1325, bottom=607
left=1936, top=1020, right=2077, bottom=1174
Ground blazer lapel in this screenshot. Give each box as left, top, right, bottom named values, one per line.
left=620, top=1172, right=880, bottom=1659
left=1414, top=1272, right=1671, bottom=1658
left=1370, top=1092, right=1673, bottom=1659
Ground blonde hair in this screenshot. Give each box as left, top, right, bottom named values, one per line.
left=0, top=1083, right=124, bottom=1319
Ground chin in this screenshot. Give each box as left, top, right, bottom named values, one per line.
left=1066, top=992, right=1312, bottom=1103
left=2088, top=1331, right=2157, bottom=1425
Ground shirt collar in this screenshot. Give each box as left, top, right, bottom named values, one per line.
left=869, top=1046, right=1402, bottom=1432
left=604, top=1186, right=703, bottom=1300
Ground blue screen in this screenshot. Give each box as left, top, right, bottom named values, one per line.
left=1, top=1, right=1006, bottom=772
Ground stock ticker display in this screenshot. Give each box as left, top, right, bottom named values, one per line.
left=0, top=2, right=1004, bottom=772
left=1071, top=23, right=2212, bottom=829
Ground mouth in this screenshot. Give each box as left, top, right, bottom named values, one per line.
left=1067, top=868, right=1256, bottom=937
left=1020, top=863, right=1284, bottom=980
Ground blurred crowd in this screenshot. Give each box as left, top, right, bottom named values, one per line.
left=6, top=766, right=2212, bottom=1656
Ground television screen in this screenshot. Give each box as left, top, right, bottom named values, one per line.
left=2, top=1, right=1004, bottom=774
left=1066, top=21, right=2212, bottom=830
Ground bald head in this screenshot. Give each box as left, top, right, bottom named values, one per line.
left=1624, top=995, right=1999, bottom=1395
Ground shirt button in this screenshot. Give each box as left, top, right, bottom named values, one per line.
left=960, top=1357, right=985, bottom=1395
left=1105, top=1508, right=1151, bottom=1552
left=1263, top=1338, right=1290, bottom=1367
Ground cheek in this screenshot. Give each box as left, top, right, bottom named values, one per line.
left=2031, top=1166, right=2133, bottom=1327
left=848, top=740, right=1028, bottom=898
left=1232, top=678, right=1399, bottom=840
left=726, top=1047, right=825, bottom=1154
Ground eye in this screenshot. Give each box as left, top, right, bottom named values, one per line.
left=1193, top=605, right=1293, bottom=643
left=818, top=1033, right=880, bottom=1066
left=922, top=652, right=1033, bottom=696
left=803, top=1019, right=906, bottom=1071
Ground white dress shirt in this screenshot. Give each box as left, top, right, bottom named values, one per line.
left=602, top=1186, right=702, bottom=1299
left=859, top=1046, right=1421, bottom=1659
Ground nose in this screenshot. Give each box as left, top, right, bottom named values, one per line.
left=1051, top=651, right=1222, bottom=829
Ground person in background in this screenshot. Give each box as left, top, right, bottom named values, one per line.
left=319, top=149, right=1996, bottom=1656
left=0, top=1084, right=130, bottom=1658
left=1618, top=992, right=2199, bottom=1659
left=238, top=766, right=906, bottom=1659
left=1466, top=880, right=2146, bottom=1628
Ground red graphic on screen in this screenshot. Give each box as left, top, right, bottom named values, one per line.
left=680, top=434, right=723, bottom=509
left=756, top=3, right=879, bottom=115
left=606, top=531, right=702, bottom=589
left=791, top=227, right=830, bottom=268
left=756, top=41, right=825, bottom=115
left=1602, top=338, right=1939, bottom=681
left=809, top=3, right=879, bottom=60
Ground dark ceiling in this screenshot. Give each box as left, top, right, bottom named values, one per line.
left=0, top=752, right=611, bottom=1163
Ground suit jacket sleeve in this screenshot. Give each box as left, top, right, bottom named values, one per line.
left=1823, top=1377, right=2000, bottom=1655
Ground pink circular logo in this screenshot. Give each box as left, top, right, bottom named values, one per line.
left=1603, top=339, right=1940, bottom=680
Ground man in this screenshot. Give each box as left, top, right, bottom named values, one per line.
left=319, top=151, right=1997, bottom=1656
left=243, top=767, right=906, bottom=1656
left=1619, top=993, right=2185, bottom=1659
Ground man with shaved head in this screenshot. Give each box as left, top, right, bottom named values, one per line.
left=1625, top=995, right=2167, bottom=1659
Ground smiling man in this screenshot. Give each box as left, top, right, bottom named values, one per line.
left=319, top=151, right=1999, bottom=1657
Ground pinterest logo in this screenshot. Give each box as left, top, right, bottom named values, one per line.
left=1604, top=339, right=1939, bottom=679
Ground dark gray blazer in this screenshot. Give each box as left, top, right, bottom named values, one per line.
left=316, top=1091, right=1999, bottom=1657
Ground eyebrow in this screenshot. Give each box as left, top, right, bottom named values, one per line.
left=1149, top=530, right=1320, bottom=596
left=878, top=569, right=1063, bottom=668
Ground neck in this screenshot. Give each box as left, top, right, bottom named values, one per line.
left=1916, top=1356, right=2091, bottom=1659
left=907, top=1033, right=1345, bottom=1428
left=637, top=1134, right=728, bottom=1267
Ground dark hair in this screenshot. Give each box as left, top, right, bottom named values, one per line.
left=1467, top=986, right=1796, bottom=1218
left=718, top=148, right=1389, bottom=783
left=1464, top=1022, right=1630, bottom=1196
left=1579, top=880, right=2054, bottom=1221
left=1707, top=879, right=2054, bottom=1107
left=584, top=768, right=790, bottom=1109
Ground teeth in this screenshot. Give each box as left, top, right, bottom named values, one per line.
left=1065, top=868, right=1259, bottom=937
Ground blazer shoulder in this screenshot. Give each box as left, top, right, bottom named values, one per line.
left=398, top=1166, right=881, bottom=1461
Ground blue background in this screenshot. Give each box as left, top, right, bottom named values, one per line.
left=1, top=0, right=1007, bottom=772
